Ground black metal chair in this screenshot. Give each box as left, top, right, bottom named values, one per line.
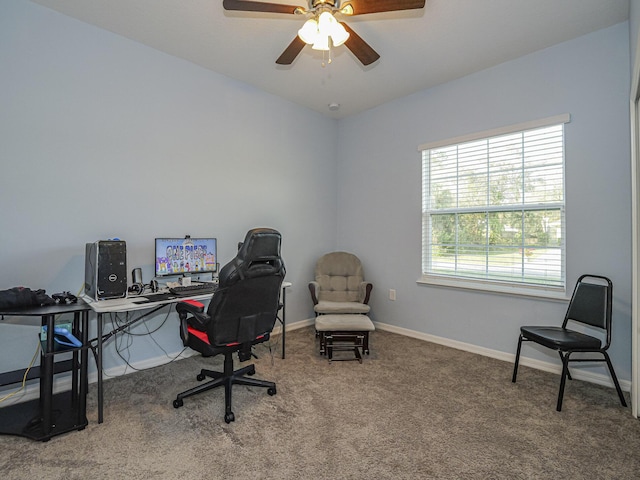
left=172, top=228, right=285, bottom=423
left=512, top=274, right=627, bottom=411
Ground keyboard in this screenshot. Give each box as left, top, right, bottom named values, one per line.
left=93, top=297, right=135, bottom=307
left=169, top=283, right=218, bottom=296
left=137, top=292, right=178, bottom=302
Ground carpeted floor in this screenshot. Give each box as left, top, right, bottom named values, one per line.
left=0, top=326, right=638, bottom=479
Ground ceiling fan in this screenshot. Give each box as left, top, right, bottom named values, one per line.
left=222, top=0, right=426, bottom=66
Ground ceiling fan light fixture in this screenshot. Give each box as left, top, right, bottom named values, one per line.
left=318, top=11, right=333, bottom=30
left=299, top=11, right=349, bottom=51
left=312, top=32, right=330, bottom=51
left=330, top=21, right=349, bottom=47
left=298, top=18, right=319, bottom=44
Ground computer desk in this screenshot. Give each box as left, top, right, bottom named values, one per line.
left=83, top=281, right=290, bottom=424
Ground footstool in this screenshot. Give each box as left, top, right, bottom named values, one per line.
left=315, top=314, right=375, bottom=363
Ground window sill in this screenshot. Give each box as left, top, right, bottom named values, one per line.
left=417, top=275, right=569, bottom=302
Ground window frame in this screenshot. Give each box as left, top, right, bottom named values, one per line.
left=418, top=114, right=570, bottom=300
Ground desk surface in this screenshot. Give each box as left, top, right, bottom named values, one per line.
left=81, top=281, right=291, bottom=314
left=80, top=291, right=213, bottom=313
left=0, top=299, right=91, bottom=317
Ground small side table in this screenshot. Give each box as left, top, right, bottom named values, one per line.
left=0, top=301, right=91, bottom=441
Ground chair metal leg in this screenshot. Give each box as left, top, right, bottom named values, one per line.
left=559, top=352, right=573, bottom=380
left=557, top=352, right=571, bottom=411
left=512, top=335, right=523, bottom=383
left=174, top=375, right=225, bottom=404
left=603, top=351, right=628, bottom=407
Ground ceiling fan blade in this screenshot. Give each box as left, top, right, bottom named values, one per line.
left=341, top=23, right=380, bottom=66
left=341, top=0, right=425, bottom=15
left=223, top=0, right=300, bottom=15
left=276, top=36, right=307, bottom=65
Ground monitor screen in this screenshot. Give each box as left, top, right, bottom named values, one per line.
left=155, top=237, right=217, bottom=277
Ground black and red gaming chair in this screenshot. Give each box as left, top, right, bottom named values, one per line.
left=172, top=228, right=285, bottom=423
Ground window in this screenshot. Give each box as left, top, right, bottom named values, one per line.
left=420, top=115, right=569, bottom=293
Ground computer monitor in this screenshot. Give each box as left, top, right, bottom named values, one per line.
left=155, top=237, right=217, bottom=277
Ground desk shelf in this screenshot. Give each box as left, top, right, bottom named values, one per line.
left=0, top=390, right=87, bottom=441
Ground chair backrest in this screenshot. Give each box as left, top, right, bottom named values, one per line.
left=314, top=251, right=364, bottom=303
left=206, top=228, right=285, bottom=346
left=563, top=274, right=613, bottom=345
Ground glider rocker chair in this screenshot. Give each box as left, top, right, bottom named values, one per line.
left=309, top=252, right=375, bottom=361
left=309, top=251, right=372, bottom=315
left=172, top=228, right=286, bottom=423
left=512, top=274, right=627, bottom=411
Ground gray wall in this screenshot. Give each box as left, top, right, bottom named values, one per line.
left=631, top=0, right=639, bottom=69
left=0, top=1, right=338, bottom=374
left=0, top=0, right=634, bottom=387
left=336, top=22, right=632, bottom=380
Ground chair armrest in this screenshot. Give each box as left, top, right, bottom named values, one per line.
left=175, top=299, right=205, bottom=316
left=175, top=300, right=208, bottom=330
left=308, top=281, right=320, bottom=305
left=359, top=282, right=373, bottom=304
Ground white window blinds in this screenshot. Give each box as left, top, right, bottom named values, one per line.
left=421, top=116, right=568, bottom=289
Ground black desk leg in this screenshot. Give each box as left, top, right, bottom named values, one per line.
left=71, top=312, right=80, bottom=404
left=41, top=314, right=55, bottom=437
left=97, top=312, right=104, bottom=424
left=281, top=288, right=286, bottom=359
left=79, top=311, right=89, bottom=424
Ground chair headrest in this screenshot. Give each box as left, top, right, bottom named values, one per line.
left=237, top=228, right=282, bottom=263
left=219, top=228, right=285, bottom=286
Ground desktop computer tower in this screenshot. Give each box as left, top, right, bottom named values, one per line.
left=84, top=240, right=127, bottom=300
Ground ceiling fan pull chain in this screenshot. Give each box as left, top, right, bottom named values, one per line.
left=321, top=47, right=332, bottom=68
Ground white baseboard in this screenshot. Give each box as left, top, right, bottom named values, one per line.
left=0, top=349, right=200, bottom=407
left=279, top=318, right=315, bottom=332
left=2, top=317, right=627, bottom=407
left=374, top=321, right=631, bottom=392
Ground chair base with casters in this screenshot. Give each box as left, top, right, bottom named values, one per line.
left=511, top=274, right=627, bottom=411
left=172, top=342, right=276, bottom=424
left=173, top=303, right=278, bottom=424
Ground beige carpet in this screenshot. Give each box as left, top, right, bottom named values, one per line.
left=0, top=326, right=638, bottom=479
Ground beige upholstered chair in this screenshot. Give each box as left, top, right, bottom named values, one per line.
left=308, top=252, right=372, bottom=315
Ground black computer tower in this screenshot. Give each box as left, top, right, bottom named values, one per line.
left=84, top=240, right=127, bottom=300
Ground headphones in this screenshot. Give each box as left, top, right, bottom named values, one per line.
left=128, top=267, right=144, bottom=295
left=52, top=291, right=78, bottom=304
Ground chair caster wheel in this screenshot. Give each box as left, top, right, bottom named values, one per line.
left=197, top=373, right=206, bottom=381
left=173, top=398, right=183, bottom=408
left=267, top=387, right=277, bottom=396
left=225, top=412, right=235, bottom=423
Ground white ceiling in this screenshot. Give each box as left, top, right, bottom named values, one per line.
left=31, top=0, right=630, bottom=118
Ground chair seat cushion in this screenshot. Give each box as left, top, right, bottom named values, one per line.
left=314, top=301, right=371, bottom=314
left=520, top=326, right=602, bottom=350
left=315, top=314, right=375, bottom=332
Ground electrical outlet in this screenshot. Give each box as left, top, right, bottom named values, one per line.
left=389, top=289, right=396, bottom=301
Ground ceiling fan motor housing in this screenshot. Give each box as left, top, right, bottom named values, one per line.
left=311, top=0, right=339, bottom=9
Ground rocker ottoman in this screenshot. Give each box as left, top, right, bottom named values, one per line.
left=315, top=314, right=375, bottom=363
